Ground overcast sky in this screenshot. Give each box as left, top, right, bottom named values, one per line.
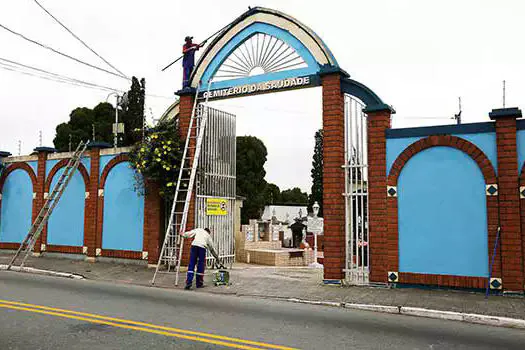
left=1, top=0, right=525, bottom=193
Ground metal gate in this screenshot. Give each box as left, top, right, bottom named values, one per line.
left=195, top=106, right=236, bottom=267
left=344, top=94, right=369, bottom=285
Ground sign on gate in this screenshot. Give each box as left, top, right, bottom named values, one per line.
left=206, top=198, right=228, bottom=216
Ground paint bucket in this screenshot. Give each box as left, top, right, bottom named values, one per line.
left=214, top=269, right=229, bottom=286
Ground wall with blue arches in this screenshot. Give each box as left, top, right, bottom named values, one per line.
left=0, top=151, right=145, bottom=254
left=101, top=161, right=144, bottom=252
left=386, top=123, right=499, bottom=280
left=46, top=167, right=85, bottom=247
left=396, top=146, right=489, bottom=277
left=0, top=169, right=33, bottom=243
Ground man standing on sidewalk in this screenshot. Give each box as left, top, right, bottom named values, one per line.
left=182, top=227, right=219, bottom=289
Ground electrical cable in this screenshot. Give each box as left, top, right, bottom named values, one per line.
left=32, top=0, right=129, bottom=79
left=0, top=57, right=124, bottom=93
left=0, top=22, right=129, bottom=80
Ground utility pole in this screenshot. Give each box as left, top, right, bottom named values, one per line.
left=38, top=130, right=43, bottom=147
left=18, top=140, right=21, bottom=156
left=114, top=94, right=119, bottom=148
left=503, top=80, right=506, bottom=108
left=106, top=92, right=124, bottom=149
left=68, top=134, right=72, bottom=152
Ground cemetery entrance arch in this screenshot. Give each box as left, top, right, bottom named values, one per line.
left=175, top=7, right=393, bottom=284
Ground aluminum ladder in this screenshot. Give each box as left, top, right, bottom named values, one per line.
left=152, top=82, right=212, bottom=286
left=7, top=141, right=89, bottom=270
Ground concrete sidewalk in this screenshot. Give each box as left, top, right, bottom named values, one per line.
left=1, top=253, right=524, bottom=321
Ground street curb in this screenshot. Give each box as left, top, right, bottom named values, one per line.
left=399, top=306, right=525, bottom=329
left=281, top=297, right=525, bottom=330
left=0, top=264, right=84, bottom=280
left=3, top=263, right=524, bottom=330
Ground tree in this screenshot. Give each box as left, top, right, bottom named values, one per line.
left=53, top=76, right=145, bottom=151
left=53, top=103, right=115, bottom=151
left=236, top=136, right=268, bottom=224
left=309, top=129, right=323, bottom=216
left=280, top=187, right=308, bottom=205
left=264, top=183, right=281, bottom=205
left=120, top=77, right=146, bottom=146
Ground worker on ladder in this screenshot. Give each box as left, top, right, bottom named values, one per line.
left=182, top=36, right=206, bottom=89
left=182, top=227, right=219, bottom=289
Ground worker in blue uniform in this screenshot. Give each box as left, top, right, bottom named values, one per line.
left=182, top=36, right=205, bottom=88
left=182, top=227, right=219, bottom=289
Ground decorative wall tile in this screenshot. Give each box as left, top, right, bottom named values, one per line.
left=486, top=184, right=498, bottom=196
left=490, top=277, right=502, bottom=290
left=387, top=186, right=397, bottom=197
left=388, top=271, right=399, bottom=283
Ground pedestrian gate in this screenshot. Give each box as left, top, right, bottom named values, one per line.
left=195, top=106, right=236, bottom=267
left=344, top=95, right=369, bottom=285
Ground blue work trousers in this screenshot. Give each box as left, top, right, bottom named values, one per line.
left=182, top=64, right=194, bottom=88
left=186, top=245, right=206, bottom=287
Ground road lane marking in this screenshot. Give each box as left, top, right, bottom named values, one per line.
left=0, top=303, right=262, bottom=349
left=0, top=299, right=297, bottom=350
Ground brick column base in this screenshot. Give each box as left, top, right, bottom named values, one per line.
left=490, top=108, right=524, bottom=292
left=321, top=72, right=345, bottom=281
left=366, top=108, right=392, bottom=283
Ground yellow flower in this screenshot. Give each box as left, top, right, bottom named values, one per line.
left=156, top=158, right=161, bottom=162
left=167, top=182, right=173, bottom=187
left=166, top=167, right=171, bottom=171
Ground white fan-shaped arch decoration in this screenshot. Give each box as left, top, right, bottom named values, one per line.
left=213, top=33, right=308, bottom=82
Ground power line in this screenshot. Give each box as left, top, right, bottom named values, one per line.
left=0, top=63, right=120, bottom=93
left=1, top=57, right=173, bottom=100
left=0, top=22, right=129, bottom=80
left=0, top=57, right=124, bottom=93
left=32, top=0, right=128, bottom=79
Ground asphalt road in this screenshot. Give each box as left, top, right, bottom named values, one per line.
left=0, top=272, right=524, bottom=349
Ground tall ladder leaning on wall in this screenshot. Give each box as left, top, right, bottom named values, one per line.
left=7, top=140, right=89, bottom=270
left=152, top=81, right=212, bottom=286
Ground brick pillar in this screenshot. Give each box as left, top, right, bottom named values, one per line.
left=144, top=179, right=163, bottom=266
left=33, top=147, right=55, bottom=254
left=365, top=108, right=392, bottom=283
left=84, top=145, right=101, bottom=261
left=321, top=72, right=345, bottom=281
left=176, top=91, right=196, bottom=264
left=489, top=107, right=524, bottom=292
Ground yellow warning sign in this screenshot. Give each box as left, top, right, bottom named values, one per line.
left=206, top=198, right=228, bottom=216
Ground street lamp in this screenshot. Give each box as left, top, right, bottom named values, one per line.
left=106, top=92, right=128, bottom=148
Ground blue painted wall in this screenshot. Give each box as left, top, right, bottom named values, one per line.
left=453, top=132, right=497, bottom=173
left=0, top=169, right=33, bottom=243
left=99, top=154, right=116, bottom=177
left=47, top=168, right=85, bottom=246
left=102, top=162, right=144, bottom=251
left=386, top=136, right=422, bottom=175
left=45, top=159, right=60, bottom=178
left=386, top=131, right=497, bottom=175
left=517, top=129, right=525, bottom=174
left=46, top=157, right=90, bottom=179
left=28, top=161, right=38, bottom=176
left=398, top=146, right=489, bottom=277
